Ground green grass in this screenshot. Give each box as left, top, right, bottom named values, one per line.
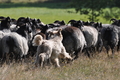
left=0, top=2, right=84, bottom=24
left=0, top=2, right=110, bottom=24
left=0, top=2, right=120, bottom=24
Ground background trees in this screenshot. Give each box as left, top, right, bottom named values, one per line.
left=70, top=0, right=120, bottom=21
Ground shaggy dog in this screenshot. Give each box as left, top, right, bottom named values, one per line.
left=32, top=29, right=72, bottom=67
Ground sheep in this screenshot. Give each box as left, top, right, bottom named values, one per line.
left=0, top=31, right=10, bottom=60
left=68, top=20, right=99, bottom=57
left=110, top=18, right=120, bottom=26
left=0, top=17, right=11, bottom=30
left=109, top=19, right=120, bottom=51
left=0, top=17, right=29, bottom=63
left=54, top=20, right=66, bottom=25
left=32, top=29, right=73, bottom=67
left=102, top=19, right=120, bottom=51
left=101, top=26, right=119, bottom=57
left=0, top=16, right=12, bottom=61
left=0, top=16, right=18, bottom=32
left=1, top=32, right=29, bottom=63
left=90, top=22, right=103, bottom=53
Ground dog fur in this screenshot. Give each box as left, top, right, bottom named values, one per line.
left=32, top=29, right=72, bottom=67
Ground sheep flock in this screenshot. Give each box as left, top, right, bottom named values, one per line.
left=0, top=16, right=120, bottom=68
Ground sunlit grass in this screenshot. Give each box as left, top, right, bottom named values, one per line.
left=0, top=51, right=120, bottom=80
left=0, top=2, right=112, bottom=24
left=0, top=7, right=87, bottom=24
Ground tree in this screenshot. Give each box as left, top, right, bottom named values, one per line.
left=70, top=0, right=116, bottom=21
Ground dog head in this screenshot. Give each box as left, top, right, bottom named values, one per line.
left=32, top=34, right=43, bottom=46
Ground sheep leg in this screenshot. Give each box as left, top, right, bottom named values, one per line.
left=110, top=45, right=115, bottom=58
left=99, top=45, right=103, bottom=53
left=105, top=46, right=109, bottom=57
left=111, top=49, right=115, bottom=58
left=74, top=48, right=81, bottom=60
left=74, top=51, right=79, bottom=59
left=1, top=53, right=7, bottom=65
left=5, top=53, right=10, bottom=64
left=117, top=41, right=120, bottom=51
left=97, top=39, right=103, bottom=53
left=84, top=48, right=90, bottom=58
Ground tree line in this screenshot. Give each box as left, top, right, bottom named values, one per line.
left=70, top=0, right=120, bottom=21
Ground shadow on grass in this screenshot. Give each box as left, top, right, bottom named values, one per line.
left=0, top=1, right=72, bottom=9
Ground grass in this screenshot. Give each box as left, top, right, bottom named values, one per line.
left=0, top=51, right=120, bottom=80
left=0, top=2, right=111, bottom=24
left=0, top=2, right=85, bottom=24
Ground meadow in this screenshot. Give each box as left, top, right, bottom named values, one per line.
left=0, top=51, right=120, bottom=80
left=0, top=2, right=120, bottom=80
left=0, top=2, right=111, bottom=24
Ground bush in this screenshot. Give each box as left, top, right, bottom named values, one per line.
left=102, top=7, right=120, bottom=20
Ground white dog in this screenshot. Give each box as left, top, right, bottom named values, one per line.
left=32, top=29, right=72, bottom=67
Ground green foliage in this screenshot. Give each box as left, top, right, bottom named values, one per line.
left=70, top=0, right=120, bottom=21
left=102, top=7, right=120, bottom=20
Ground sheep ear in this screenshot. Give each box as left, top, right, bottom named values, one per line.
left=54, top=20, right=59, bottom=23
left=37, top=19, right=41, bottom=23
left=110, top=18, right=116, bottom=22
left=6, top=16, right=11, bottom=22
left=99, top=22, right=102, bottom=27
left=11, top=18, right=16, bottom=22
left=67, top=20, right=76, bottom=24
left=61, top=20, right=65, bottom=25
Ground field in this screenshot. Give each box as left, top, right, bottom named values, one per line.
left=0, top=2, right=120, bottom=80
left=0, top=51, right=120, bottom=80
left=0, top=2, right=111, bottom=24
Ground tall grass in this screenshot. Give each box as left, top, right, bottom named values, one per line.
left=0, top=51, right=120, bottom=80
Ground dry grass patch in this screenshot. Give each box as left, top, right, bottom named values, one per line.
left=0, top=51, right=120, bottom=80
